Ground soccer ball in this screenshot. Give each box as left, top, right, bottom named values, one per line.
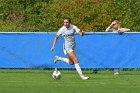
left=52, top=69, right=61, bottom=79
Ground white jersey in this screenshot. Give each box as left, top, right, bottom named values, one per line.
left=57, top=24, right=80, bottom=54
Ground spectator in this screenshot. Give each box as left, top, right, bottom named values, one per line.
left=105, top=20, right=130, bottom=75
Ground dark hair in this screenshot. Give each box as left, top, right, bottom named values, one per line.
left=64, top=17, right=71, bottom=23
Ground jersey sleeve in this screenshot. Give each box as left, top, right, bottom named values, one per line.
left=73, top=25, right=80, bottom=33
left=57, top=28, right=62, bottom=36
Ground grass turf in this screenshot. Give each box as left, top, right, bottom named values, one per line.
left=0, top=71, right=140, bottom=93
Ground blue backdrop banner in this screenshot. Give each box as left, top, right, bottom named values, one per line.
left=0, top=32, right=140, bottom=68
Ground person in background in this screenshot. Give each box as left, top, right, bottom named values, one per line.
left=93, top=68, right=98, bottom=74
left=105, top=20, right=130, bottom=75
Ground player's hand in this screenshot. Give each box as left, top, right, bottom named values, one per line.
left=81, top=31, right=85, bottom=36
left=79, top=31, right=85, bottom=36
left=51, top=47, right=54, bottom=51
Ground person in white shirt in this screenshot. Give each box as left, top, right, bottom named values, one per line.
left=51, top=17, right=89, bottom=80
left=105, top=20, right=130, bottom=75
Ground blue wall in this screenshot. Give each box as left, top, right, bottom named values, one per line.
left=0, top=32, right=140, bottom=68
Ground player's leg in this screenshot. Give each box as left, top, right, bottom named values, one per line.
left=54, top=56, right=69, bottom=64
left=114, top=68, right=120, bottom=75
left=67, top=51, right=89, bottom=80
left=54, top=47, right=74, bottom=64
left=54, top=56, right=74, bottom=65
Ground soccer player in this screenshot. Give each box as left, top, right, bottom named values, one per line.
left=105, top=20, right=130, bottom=75
left=51, top=17, right=89, bottom=80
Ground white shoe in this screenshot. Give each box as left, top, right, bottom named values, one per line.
left=81, top=76, right=89, bottom=80
left=114, top=72, right=119, bottom=75
left=54, top=56, right=59, bottom=64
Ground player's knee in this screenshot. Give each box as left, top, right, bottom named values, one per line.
left=69, top=61, right=74, bottom=65
left=73, top=58, right=78, bottom=63
left=70, top=62, right=74, bottom=65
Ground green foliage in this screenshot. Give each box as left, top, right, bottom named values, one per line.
left=0, top=0, right=140, bottom=32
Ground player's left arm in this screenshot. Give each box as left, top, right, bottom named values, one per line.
left=78, top=31, right=85, bottom=36
left=74, top=25, right=85, bottom=36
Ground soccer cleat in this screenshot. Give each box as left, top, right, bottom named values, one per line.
left=54, top=56, right=59, bottom=64
left=114, top=72, right=119, bottom=75
left=81, top=76, right=89, bottom=80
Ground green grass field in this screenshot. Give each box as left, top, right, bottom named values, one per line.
left=0, top=71, right=140, bottom=93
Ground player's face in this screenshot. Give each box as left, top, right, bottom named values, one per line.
left=64, top=20, right=70, bottom=28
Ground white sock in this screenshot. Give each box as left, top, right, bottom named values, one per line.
left=58, top=57, right=69, bottom=64
left=114, top=68, right=120, bottom=73
left=75, top=63, right=84, bottom=78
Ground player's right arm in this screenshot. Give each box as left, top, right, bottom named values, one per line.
left=51, top=28, right=62, bottom=51
left=51, top=35, right=59, bottom=51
